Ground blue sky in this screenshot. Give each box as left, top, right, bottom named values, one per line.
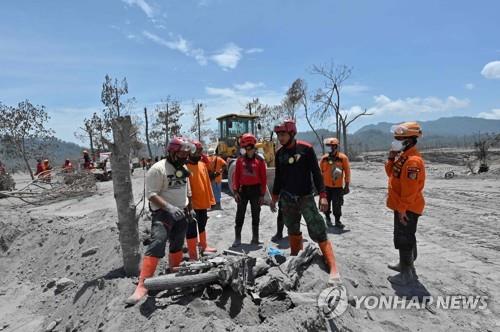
left=1, top=0, right=499, bottom=143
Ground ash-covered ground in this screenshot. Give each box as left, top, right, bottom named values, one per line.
left=1, top=156, right=499, bottom=332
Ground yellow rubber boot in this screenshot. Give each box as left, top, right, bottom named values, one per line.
left=125, top=256, right=159, bottom=305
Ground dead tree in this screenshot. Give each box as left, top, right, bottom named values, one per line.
left=0, top=100, right=55, bottom=179
left=311, top=62, right=352, bottom=144
left=144, top=107, right=153, bottom=159
left=109, top=116, right=141, bottom=276
left=339, top=108, right=372, bottom=156
left=101, top=75, right=140, bottom=276
left=289, top=79, right=324, bottom=153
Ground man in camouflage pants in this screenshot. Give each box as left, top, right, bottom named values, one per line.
left=271, top=119, right=341, bottom=285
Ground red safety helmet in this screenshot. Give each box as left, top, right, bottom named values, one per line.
left=190, top=139, right=203, bottom=152
left=274, top=119, right=297, bottom=135
left=167, top=137, right=195, bottom=153
left=240, top=133, right=257, bottom=147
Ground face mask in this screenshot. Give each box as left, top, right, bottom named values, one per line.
left=190, top=155, right=201, bottom=163
left=391, top=140, right=404, bottom=151
left=240, top=148, right=246, bottom=156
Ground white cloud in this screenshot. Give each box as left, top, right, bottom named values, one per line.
left=234, top=81, right=265, bottom=91
left=338, top=95, right=471, bottom=132
left=198, top=84, right=283, bottom=125
left=342, top=83, right=370, bottom=95
left=205, top=87, right=237, bottom=98
left=142, top=31, right=207, bottom=65
left=478, top=108, right=500, bottom=120
left=465, top=83, right=475, bottom=90
left=142, top=32, right=261, bottom=70
left=245, top=48, right=264, bottom=54
left=210, top=43, right=243, bottom=70
left=481, top=61, right=500, bottom=79
left=122, top=0, right=155, bottom=18
left=367, top=95, right=470, bottom=115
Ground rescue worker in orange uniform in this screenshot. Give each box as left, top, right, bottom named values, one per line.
left=319, top=137, right=351, bottom=229
left=185, top=140, right=217, bottom=260
left=82, top=150, right=93, bottom=170
left=40, top=159, right=52, bottom=183
left=385, top=122, right=426, bottom=286
left=207, top=148, right=227, bottom=210
left=62, top=159, right=74, bottom=173
left=35, top=159, right=44, bottom=176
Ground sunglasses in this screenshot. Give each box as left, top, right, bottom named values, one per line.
left=245, top=145, right=255, bottom=150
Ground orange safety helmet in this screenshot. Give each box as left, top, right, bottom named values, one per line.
left=391, top=122, right=423, bottom=138
left=323, top=137, right=340, bottom=146
left=240, top=133, right=257, bottom=147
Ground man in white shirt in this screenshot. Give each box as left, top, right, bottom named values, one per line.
left=126, top=137, right=194, bottom=305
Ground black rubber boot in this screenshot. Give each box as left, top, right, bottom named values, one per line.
left=271, top=212, right=284, bottom=242
left=334, top=216, right=345, bottom=229
left=388, top=250, right=417, bottom=286
left=325, top=214, right=334, bottom=227
left=388, top=247, right=418, bottom=279
left=251, top=224, right=262, bottom=245
left=232, top=227, right=242, bottom=247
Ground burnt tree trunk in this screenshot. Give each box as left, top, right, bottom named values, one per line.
left=144, top=107, right=153, bottom=159
left=110, top=116, right=140, bottom=276
left=342, top=121, right=348, bottom=156
left=20, top=138, right=34, bottom=180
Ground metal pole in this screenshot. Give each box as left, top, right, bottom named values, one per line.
left=197, top=103, right=201, bottom=142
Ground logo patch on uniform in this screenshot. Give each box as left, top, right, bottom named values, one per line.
left=407, top=167, right=419, bottom=180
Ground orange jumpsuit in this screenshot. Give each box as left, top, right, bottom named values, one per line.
left=319, top=152, right=351, bottom=188
left=385, top=146, right=425, bottom=215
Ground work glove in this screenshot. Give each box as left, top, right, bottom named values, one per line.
left=163, top=203, right=185, bottom=222
left=343, top=183, right=350, bottom=195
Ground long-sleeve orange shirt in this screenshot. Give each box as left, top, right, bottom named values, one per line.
left=187, top=161, right=216, bottom=210
left=319, top=152, right=351, bottom=188
left=385, top=146, right=426, bottom=215
left=207, top=155, right=227, bottom=184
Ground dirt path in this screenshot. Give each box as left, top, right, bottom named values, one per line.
left=0, top=164, right=498, bottom=331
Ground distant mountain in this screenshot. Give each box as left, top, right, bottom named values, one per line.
left=295, top=116, right=500, bottom=154
left=356, top=117, right=500, bottom=137
left=0, top=137, right=85, bottom=172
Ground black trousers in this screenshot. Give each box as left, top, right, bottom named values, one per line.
left=325, top=186, right=344, bottom=218
left=393, top=211, right=419, bottom=252
left=235, top=184, right=261, bottom=230
left=145, top=209, right=188, bottom=257
left=186, top=209, right=208, bottom=239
